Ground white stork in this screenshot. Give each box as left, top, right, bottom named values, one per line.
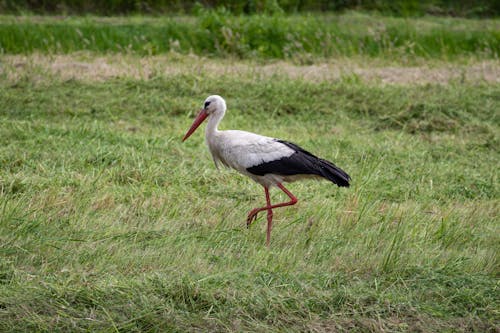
left=182, top=95, right=350, bottom=246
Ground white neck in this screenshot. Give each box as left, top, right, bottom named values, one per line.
left=205, top=110, right=224, bottom=139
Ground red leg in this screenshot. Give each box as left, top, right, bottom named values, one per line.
left=265, top=187, right=273, bottom=246
left=246, top=183, right=298, bottom=245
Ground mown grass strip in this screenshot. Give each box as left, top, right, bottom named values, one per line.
left=0, top=57, right=498, bottom=331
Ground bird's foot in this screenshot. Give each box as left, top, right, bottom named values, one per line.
left=246, top=209, right=260, bottom=227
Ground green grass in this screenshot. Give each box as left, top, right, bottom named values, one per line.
left=0, top=12, right=499, bottom=60
left=0, top=54, right=499, bottom=331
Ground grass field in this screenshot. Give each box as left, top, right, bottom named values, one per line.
left=1, top=13, right=499, bottom=60
left=1, top=13, right=499, bottom=332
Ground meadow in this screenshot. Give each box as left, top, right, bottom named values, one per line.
left=0, top=13, right=499, bottom=332
left=0, top=12, right=499, bottom=60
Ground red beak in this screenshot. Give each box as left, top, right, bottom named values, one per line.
left=182, top=108, right=209, bottom=142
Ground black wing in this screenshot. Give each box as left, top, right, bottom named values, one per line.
left=246, top=140, right=350, bottom=187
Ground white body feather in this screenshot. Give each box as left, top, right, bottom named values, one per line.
left=206, top=129, right=296, bottom=186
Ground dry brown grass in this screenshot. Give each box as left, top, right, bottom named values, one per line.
left=2, top=53, right=499, bottom=85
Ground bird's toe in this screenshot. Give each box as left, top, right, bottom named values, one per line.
left=246, top=209, right=260, bottom=227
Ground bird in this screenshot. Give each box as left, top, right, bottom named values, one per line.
left=182, top=95, right=350, bottom=246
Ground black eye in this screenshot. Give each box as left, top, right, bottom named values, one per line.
left=204, top=101, right=211, bottom=109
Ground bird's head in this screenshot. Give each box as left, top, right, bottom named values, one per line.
left=203, top=95, right=226, bottom=115
left=182, top=95, right=226, bottom=141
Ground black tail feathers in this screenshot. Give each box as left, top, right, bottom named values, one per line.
left=317, top=159, right=351, bottom=187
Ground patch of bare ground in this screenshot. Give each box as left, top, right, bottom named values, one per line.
left=1, top=54, right=499, bottom=85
